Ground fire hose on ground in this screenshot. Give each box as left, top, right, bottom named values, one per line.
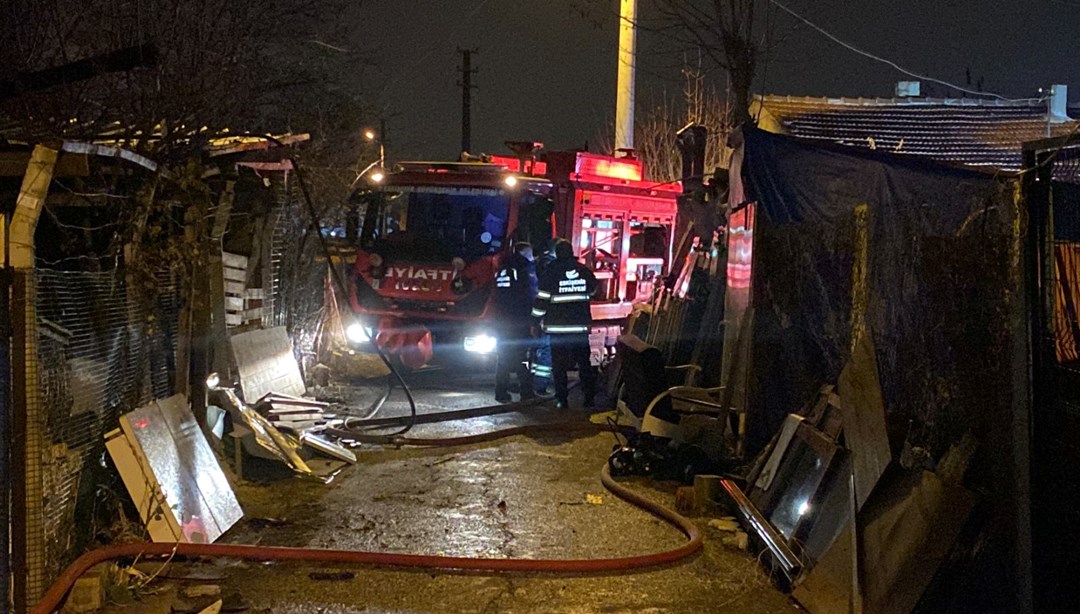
left=34, top=458, right=702, bottom=614
left=30, top=139, right=709, bottom=613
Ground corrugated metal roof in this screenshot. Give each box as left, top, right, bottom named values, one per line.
left=757, top=94, right=1080, bottom=173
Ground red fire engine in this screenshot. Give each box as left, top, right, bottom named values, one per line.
left=347, top=145, right=680, bottom=368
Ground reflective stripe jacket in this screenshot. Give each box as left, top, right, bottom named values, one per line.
left=493, top=252, right=537, bottom=323
left=532, top=256, right=597, bottom=334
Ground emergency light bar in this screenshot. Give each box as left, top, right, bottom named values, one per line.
left=575, top=154, right=643, bottom=182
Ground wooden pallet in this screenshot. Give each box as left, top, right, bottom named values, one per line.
left=223, top=252, right=270, bottom=328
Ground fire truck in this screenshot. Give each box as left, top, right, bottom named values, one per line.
left=346, top=144, right=680, bottom=368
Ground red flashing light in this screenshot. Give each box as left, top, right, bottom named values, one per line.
left=133, top=418, right=150, bottom=429
left=489, top=156, right=547, bottom=176
left=576, top=155, right=642, bottom=182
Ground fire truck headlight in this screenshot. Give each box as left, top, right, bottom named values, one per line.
left=369, top=168, right=386, bottom=184
left=463, top=333, right=497, bottom=354
left=346, top=322, right=372, bottom=344
left=504, top=175, right=518, bottom=188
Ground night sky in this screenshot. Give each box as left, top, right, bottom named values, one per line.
left=357, top=0, right=1080, bottom=161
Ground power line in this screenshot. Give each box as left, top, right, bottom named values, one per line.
left=376, top=0, right=493, bottom=108
left=768, top=0, right=1046, bottom=102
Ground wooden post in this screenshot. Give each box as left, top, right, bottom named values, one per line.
left=9, top=144, right=58, bottom=611
left=208, top=181, right=235, bottom=378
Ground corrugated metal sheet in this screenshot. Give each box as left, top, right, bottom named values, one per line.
left=757, top=95, right=1080, bottom=174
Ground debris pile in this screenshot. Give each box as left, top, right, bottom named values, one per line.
left=216, top=326, right=358, bottom=478
left=253, top=392, right=332, bottom=432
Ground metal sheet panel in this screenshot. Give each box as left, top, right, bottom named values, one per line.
left=155, top=395, right=244, bottom=537
left=111, top=395, right=242, bottom=543
left=229, top=326, right=306, bottom=402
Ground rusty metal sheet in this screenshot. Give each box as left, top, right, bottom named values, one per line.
left=229, top=326, right=306, bottom=403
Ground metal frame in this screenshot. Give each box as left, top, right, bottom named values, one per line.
left=1022, top=132, right=1080, bottom=612
left=720, top=478, right=802, bottom=580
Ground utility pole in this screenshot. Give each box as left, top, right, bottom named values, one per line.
left=615, top=0, right=637, bottom=152
left=457, top=48, right=478, bottom=155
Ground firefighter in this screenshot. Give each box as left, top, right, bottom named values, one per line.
left=493, top=242, right=538, bottom=403
left=532, top=238, right=598, bottom=409
left=529, top=237, right=559, bottom=395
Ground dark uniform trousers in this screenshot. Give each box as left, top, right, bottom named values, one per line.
left=495, top=324, right=534, bottom=399
left=550, top=333, right=595, bottom=405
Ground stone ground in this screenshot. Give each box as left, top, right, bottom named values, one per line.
left=91, top=366, right=799, bottom=614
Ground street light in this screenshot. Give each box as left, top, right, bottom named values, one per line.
left=363, top=127, right=385, bottom=168
left=350, top=125, right=388, bottom=189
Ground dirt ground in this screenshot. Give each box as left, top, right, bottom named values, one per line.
left=88, top=375, right=799, bottom=614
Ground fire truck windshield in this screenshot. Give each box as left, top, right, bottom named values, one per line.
left=357, top=187, right=510, bottom=261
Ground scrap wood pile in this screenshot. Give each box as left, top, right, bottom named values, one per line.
left=638, top=230, right=727, bottom=373
left=212, top=325, right=359, bottom=479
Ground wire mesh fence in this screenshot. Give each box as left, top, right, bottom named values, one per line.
left=270, top=179, right=333, bottom=363
left=26, top=266, right=178, bottom=600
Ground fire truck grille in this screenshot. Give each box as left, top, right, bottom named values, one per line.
left=391, top=299, right=452, bottom=313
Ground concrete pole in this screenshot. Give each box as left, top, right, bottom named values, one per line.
left=615, top=0, right=637, bottom=152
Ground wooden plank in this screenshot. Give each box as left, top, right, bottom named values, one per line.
left=838, top=332, right=892, bottom=510
left=210, top=181, right=235, bottom=241
left=206, top=133, right=310, bottom=157
left=226, top=313, right=242, bottom=327
left=222, top=252, right=248, bottom=269
left=245, top=288, right=266, bottom=299
left=224, top=280, right=245, bottom=296
left=208, top=255, right=230, bottom=376
left=225, top=296, right=245, bottom=311
left=0, top=151, right=88, bottom=178
left=223, top=266, right=247, bottom=282
left=241, top=307, right=271, bottom=320
left=237, top=160, right=294, bottom=172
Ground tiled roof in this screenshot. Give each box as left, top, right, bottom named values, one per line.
left=755, top=95, right=1080, bottom=173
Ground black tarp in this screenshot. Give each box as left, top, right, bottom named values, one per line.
left=738, top=127, right=1026, bottom=612
left=741, top=127, right=1019, bottom=457
left=1054, top=180, right=1080, bottom=241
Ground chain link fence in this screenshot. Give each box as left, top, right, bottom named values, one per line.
left=21, top=266, right=178, bottom=603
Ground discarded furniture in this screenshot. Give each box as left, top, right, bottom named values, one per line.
left=614, top=333, right=731, bottom=443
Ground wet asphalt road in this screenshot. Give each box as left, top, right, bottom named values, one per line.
left=95, top=366, right=797, bottom=614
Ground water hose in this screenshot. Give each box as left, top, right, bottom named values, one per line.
left=326, top=417, right=631, bottom=447
left=233, top=133, right=419, bottom=435
left=33, top=464, right=701, bottom=614
left=341, top=392, right=550, bottom=431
